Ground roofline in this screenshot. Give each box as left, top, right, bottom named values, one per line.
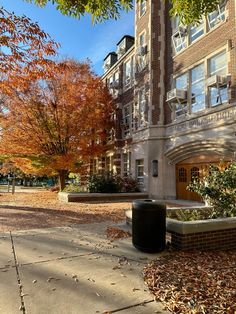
left=101, top=45, right=135, bottom=79
left=116, top=35, right=135, bottom=46
left=103, top=51, right=117, bottom=62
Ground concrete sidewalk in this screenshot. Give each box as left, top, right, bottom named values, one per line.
left=0, top=222, right=170, bottom=314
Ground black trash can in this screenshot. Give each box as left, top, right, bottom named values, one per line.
left=132, top=199, right=166, bottom=253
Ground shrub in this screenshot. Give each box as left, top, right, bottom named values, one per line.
left=87, top=173, right=140, bottom=193
left=63, top=184, right=83, bottom=193
left=120, top=176, right=140, bottom=192
left=188, top=162, right=236, bottom=218
left=87, top=173, right=122, bottom=193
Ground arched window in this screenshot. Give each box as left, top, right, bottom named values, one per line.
left=178, top=167, right=187, bottom=182
left=191, top=167, right=200, bottom=181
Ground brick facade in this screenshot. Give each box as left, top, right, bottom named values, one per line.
left=99, top=0, right=236, bottom=200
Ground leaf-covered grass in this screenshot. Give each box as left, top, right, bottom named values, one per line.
left=0, top=190, right=130, bottom=232
left=144, top=251, right=236, bottom=314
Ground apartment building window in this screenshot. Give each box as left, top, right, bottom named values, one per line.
left=208, top=3, right=226, bottom=29
left=136, top=159, right=144, bottom=188
left=189, top=20, right=204, bottom=43
left=138, top=87, right=146, bottom=127
left=137, top=32, right=146, bottom=71
left=172, top=17, right=187, bottom=54
left=209, top=51, right=228, bottom=106
left=122, top=103, right=132, bottom=137
left=175, top=73, right=188, bottom=116
left=93, top=158, right=99, bottom=174
left=140, top=0, right=146, bottom=17
left=191, top=63, right=205, bottom=113
left=172, top=3, right=226, bottom=54
left=114, top=71, right=119, bottom=85
left=105, top=155, right=114, bottom=173
left=117, top=40, right=126, bottom=59
left=124, top=59, right=132, bottom=86
left=123, top=152, right=131, bottom=176
left=108, top=75, right=113, bottom=90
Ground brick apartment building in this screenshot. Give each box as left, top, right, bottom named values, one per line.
left=100, top=0, right=236, bottom=201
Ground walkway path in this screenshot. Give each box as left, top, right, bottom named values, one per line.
left=0, top=222, right=170, bottom=314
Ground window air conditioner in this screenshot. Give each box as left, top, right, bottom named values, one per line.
left=136, top=45, right=148, bottom=56
left=207, top=75, right=227, bottom=87
left=166, top=88, right=187, bottom=102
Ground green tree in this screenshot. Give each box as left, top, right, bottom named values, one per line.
left=26, top=0, right=221, bottom=24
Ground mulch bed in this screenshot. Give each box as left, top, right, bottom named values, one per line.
left=143, top=251, right=236, bottom=314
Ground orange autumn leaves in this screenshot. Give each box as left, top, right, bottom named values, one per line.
left=0, top=60, right=114, bottom=184
left=0, top=8, right=58, bottom=94
left=0, top=8, right=114, bottom=187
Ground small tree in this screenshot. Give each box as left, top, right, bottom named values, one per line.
left=188, top=162, right=236, bottom=218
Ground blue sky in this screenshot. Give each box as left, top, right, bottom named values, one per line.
left=2, top=0, right=134, bottom=75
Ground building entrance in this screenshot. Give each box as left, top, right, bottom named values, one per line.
left=176, top=157, right=231, bottom=201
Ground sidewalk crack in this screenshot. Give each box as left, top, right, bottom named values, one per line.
left=10, top=231, right=26, bottom=314
left=103, top=299, right=154, bottom=313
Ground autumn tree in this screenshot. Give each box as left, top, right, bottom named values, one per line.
left=0, top=60, right=114, bottom=190
left=0, top=7, right=58, bottom=93
left=26, top=0, right=222, bottom=24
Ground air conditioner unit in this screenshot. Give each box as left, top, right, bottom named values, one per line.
left=166, top=88, right=187, bottom=102
left=207, top=75, right=227, bottom=87
left=136, top=45, right=148, bottom=56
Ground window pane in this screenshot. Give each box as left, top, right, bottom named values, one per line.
left=209, top=51, right=226, bottom=76
left=123, top=103, right=132, bottom=137
left=140, top=0, right=146, bottom=16
left=191, top=64, right=205, bottom=113
left=209, top=51, right=227, bottom=107
left=175, top=73, right=188, bottom=116
left=139, top=88, right=146, bottom=126
left=190, top=21, right=204, bottom=43
left=208, top=4, right=226, bottom=29
left=136, top=159, right=144, bottom=188
left=124, top=60, right=131, bottom=85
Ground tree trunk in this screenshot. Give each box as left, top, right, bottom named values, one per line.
left=58, top=170, right=67, bottom=191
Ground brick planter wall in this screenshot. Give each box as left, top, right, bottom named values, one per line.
left=170, top=228, right=236, bottom=250
left=167, top=217, right=236, bottom=251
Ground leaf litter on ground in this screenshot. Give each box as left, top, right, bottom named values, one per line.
left=143, top=251, right=236, bottom=314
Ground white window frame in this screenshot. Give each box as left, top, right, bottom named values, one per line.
left=208, top=50, right=228, bottom=107
left=137, top=32, right=146, bottom=71
left=138, top=87, right=146, bottom=127
left=123, top=152, right=131, bottom=177
left=136, top=159, right=144, bottom=189
left=122, top=102, right=133, bottom=137
left=189, top=20, right=204, bottom=44
left=123, top=59, right=132, bottom=87
left=140, top=0, right=146, bottom=17
left=207, top=3, right=226, bottom=29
